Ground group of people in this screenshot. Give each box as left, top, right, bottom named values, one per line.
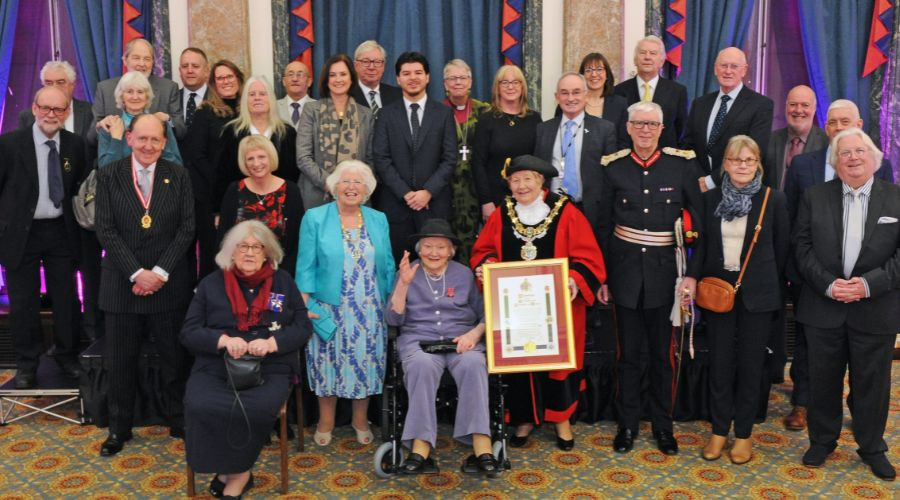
left=0, top=31, right=896, bottom=497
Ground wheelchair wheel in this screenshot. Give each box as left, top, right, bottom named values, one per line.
left=374, top=441, right=405, bottom=478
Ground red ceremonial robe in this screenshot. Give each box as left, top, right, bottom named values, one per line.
left=471, top=191, right=606, bottom=423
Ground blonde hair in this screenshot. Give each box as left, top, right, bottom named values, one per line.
left=237, top=135, right=279, bottom=176
left=443, top=59, right=472, bottom=79
left=227, top=75, right=286, bottom=138
left=325, top=160, right=377, bottom=202
left=490, top=65, right=530, bottom=117
left=114, top=71, right=154, bottom=112
left=723, top=135, right=764, bottom=178
left=216, top=220, right=284, bottom=270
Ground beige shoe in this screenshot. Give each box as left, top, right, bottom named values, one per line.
left=729, top=438, right=753, bottom=465
left=314, top=426, right=333, bottom=446
left=702, top=435, right=727, bottom=461
left=352, top=424, right=374, bottom=445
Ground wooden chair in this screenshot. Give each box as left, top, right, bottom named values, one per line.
left=186, top=385, right=303, bottom=496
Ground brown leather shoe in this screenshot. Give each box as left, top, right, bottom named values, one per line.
left=783, top=406, right=807, bottom=431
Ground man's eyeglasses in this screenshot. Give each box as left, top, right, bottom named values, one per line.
left=35, top=105, right=69, bottom=116
left=356, top=59, right=385, bottom=68
left=629, top=120, right=661, bottom=130
left=838, top=148, right=869, bottom=159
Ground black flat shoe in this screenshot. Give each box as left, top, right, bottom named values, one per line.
left=400, top=452, right=439, bottom=474
left=460, top=453, right=501, bottom=478
left=802, top=443, right=837, bottom=468
left=14, top=371, right=36, bottom=390
left=556, top=436, right=575, bottom=451
left=862, top=454, right=896, bottom=481
left=653, top=430, right=679, bottom=455
left=208, top=475, right=225, bottom=498
left=220, top=473, right=254, bottom=499
left=613, top=428, right=635, bottom=453
left=100, top=431, right=133, bottom=456
left=509, top=434, right=529, bottom=447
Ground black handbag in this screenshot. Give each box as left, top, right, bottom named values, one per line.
left=223, top=353, right=265, bottom=391
left=419, top=340, right=458, bottom=354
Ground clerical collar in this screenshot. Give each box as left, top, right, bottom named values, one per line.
left=515, top=191, right=551, bottom=225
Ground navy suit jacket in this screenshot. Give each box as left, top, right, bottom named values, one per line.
left=372, top=98, right=457, bottom=220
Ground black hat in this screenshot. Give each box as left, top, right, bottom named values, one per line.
left=502, top=154, right=558, bottom=179
left=408, top=218, right=461, bottom=247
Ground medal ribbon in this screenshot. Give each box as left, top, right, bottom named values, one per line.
left=131, top=156, right=155, bottom=213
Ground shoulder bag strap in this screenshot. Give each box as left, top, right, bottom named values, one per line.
left=734, top=187, right=771, bottom=291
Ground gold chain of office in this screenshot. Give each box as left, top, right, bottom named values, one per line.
left=504, top=195, right=567, bottom=239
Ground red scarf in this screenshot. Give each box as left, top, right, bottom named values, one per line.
left=224, top=263, right=275, bottom=331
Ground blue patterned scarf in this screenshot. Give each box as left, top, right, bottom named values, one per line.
left=715, top=172, right=762, bottom=221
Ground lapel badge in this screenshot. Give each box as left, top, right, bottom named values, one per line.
left=164, top=178, right=170, bottom=184
left=268, top=293, right=285, bottom=313
left=63, top=158, right=72, bottom=172
left=269, top=321, right=282, bottom=332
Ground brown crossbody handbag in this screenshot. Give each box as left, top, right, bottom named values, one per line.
left=695, top=187, right=771, bottom=313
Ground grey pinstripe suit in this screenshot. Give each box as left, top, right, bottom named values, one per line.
left=95, top=156, right=195, bottom=433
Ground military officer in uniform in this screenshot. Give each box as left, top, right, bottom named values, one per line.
left=596, top=101, right=704, bottom=455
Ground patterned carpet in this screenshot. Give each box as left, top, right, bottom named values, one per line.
left=0, top=363, right=897, bottom=499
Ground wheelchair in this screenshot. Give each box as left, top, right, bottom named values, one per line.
left=373, top=329, right=512, bottom=478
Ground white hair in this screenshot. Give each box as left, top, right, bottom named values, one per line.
left=627, top=101, right=664, bottom=123
left=827, top=99, right=861, bottom=119
left=829, top=127, right=884, bottom=170
left=40, top=60, right=77, bottom=83
left=443, top=59, right=472, bottom=79
left=216, top=220, right=284, bottom=270
left=123, top=38, right=154, bottom=60
left=354, top=40, right=387, bottom=61
left=114, top=71, right=154, bottom=112
left=325, top=160, right=378, bottom=202
left=634, top=35, right=665, bottom=58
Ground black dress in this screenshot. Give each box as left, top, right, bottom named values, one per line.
left=470, top=109, right=542, bottom=207
left=181, top=270, right=311, bottom=473
left=217, top=179, right=304, bottom=277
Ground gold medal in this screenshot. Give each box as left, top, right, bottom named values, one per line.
left=141, top=214, right=152, bottom=229
left=521, top=240, right=537, bottom=261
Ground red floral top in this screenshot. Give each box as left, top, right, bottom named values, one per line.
left=234, top=180, right=288, bottom=240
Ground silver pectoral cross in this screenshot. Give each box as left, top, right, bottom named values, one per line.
left=459, top=144, right=470, bottom=161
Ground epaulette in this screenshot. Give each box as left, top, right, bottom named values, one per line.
left=662, top=147, right=697, bottom=160
left=601, top=148, right=631, bottom=166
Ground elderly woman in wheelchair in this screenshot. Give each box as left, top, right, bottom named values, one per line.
left=384, top=218, right=501, bottom=477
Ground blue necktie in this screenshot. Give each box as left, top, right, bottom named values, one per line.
left=707, top=94, right=731, bottom=155
left=291, top=102, right=300, bottom=126
left=46, top=140, right=64, bottom=208
left=561, top=120, right=579, bottom=199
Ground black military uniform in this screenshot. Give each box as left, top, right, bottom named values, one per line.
left=596, top=147, right=704, bottom=451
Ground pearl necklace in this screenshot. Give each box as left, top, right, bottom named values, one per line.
left=423, top=268, right=447, bottom=299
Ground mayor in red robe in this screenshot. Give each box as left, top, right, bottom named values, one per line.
left=470, top=155, right=606, bottom=451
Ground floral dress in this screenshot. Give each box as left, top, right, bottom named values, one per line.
left=234, top=180, right=287, bottom=239
left=306, top=224, right=386, bottom=397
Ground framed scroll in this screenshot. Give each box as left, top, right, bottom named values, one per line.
left=482, top=258, right=576, bottom=374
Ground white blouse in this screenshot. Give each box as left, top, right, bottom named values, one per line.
left=721, top=216, right=748, bottom=271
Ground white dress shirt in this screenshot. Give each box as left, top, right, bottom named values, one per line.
left=359, top=82, right=384, bottom=109
left=127, top=156, right=170, bottom=282
left=403, top=94, right=427, bottom=135
left=703, top=83, right=744, bottom=190
left=636, top=75, right=660, bottom=101
left=182, top=84, right=207, bottom=119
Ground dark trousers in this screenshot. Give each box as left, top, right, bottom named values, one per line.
left=786, top=282, right=809, bottom=406
left=705, top=299, right=773, bottom=438
left=188, top=201, right=218, bottom=282
left=614, top=301, right=674, bottom=433
left=805, top=324, right=894, bottom=458
left=79, top=228, right=104, bottom=340
left=6, top=218, right=80, bottom=371
left=105, top=311, right=186, bottom=433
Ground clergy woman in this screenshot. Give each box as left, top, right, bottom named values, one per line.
left=441, top=59, right=490, bottom=263
left=385, top=219, right=499, bottom=477
left=181, top=220, right=311, bottom=498
left=470, top=155, right=606, bottom=451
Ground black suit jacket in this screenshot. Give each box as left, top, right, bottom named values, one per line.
left=764, top=126, right=828, bottom=190
left=614, top=77, right=688, bottom=148
left=372, top=98, right=457, bottom=219
left=0, top=127, right=87, bottom=268
left=533, top=114, right=617, bottom=231
left=685, top=86, right=774, bottom=181
left=95, top=157, right=195, bottom=314
left=793, top=179, right=900, bottom=334
left=19, top=99, right=95, bottom=139
left=350, top=82, right=402, bottom=110
left=687, top=188, right=790, bottom=312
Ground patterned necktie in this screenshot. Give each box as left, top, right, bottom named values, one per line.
left=707, top=94, right=732, bottom=155
left=138, top=168, right=151, bottom=200
left=291, top=102, right=301, bottom=126
left=46, top=140, right=64, bottom=208
left=642, top=82, right=652, bottom=102
left=843, top=191, right=863, bottom=278
left=561, top=120, right=579, bottom=199
left=369, top=90, right=380, bottom=116
left=186, top=92, right=197, bottom=127
left=781, top=136, right=804, bottom=189
left=409, top=103, right=421, bottom=145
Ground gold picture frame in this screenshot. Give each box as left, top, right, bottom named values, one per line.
left=482, top=258, right=576, bottom=374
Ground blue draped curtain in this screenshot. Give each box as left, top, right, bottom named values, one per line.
left=64, top=0, right=122, bottom=103
left=0, top=0, right=21, bottom=124
left=675, top=0, right=757, bottom=102
left=797, top=0, right=874, bottom=128
left=312, top=0, right=502, bottom=102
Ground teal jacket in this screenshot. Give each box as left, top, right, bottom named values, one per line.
left=295, top=202, right=395, bottom=306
